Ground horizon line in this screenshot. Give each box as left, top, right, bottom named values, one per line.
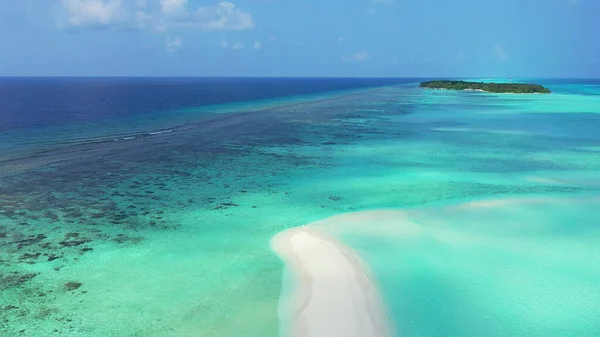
left=1, top=76, right=599, bottom=80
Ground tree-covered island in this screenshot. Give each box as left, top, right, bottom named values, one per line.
left=419, top=80, right=551, bottom=94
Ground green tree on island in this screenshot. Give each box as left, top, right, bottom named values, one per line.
left=420, top=80, right=551, bottom=94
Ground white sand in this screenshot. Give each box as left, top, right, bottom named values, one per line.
left=271, top=227, right=392, bottom=337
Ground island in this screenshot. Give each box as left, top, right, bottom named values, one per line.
left=419, top=80, right=551, bottom=94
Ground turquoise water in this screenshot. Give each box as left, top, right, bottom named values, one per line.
left=1, top=80, right=600, bottom=336
left=324, top=195, right=600, bottom=337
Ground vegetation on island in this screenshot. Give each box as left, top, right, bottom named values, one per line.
left=419, top=80, right=551, bottom=94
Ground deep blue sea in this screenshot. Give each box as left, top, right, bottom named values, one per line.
left=1, top=77, right=599, bottom=337
left=0, top=77, right=415, bottom=131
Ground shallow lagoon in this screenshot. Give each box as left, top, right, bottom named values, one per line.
left=1, top=80, right=599, bottom=336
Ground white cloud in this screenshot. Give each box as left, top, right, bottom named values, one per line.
left=342, top=51, right=370, bottom=62
left=494, top=45, right=509, bottom=61
left=371, top=0, right=395, bottom=5
left=60, top=0, right=124, bottom=27
left=221, top=39, right=245, bottom=50
left=195, top=1, right=254, bottom=31
left=338, top=36, right=344, bottom=43
left=59, top=0, right=254, bottom=32
left=253, top=41, right=261, bottom=50
left=160, top=0, right=187, bottom=13
left=166, top=35, right=182, bottom=52
left=133, top=10, right=153, bottom=29
left=456, top=51, right=465, bottom=62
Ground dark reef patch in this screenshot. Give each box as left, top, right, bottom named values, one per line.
left=112, top=234, right=144, bottom=245
left=0, top=272, right=38, bottom=290
left=212, top=202, right=240, bottom=210
left=14, top=234, right=47, bottom=249
left=64, top=282, right=82, bottom=291
left=59, top=238, right=92, bottom=247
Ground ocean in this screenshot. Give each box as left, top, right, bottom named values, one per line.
left=1, top=77, right=599, bottom=336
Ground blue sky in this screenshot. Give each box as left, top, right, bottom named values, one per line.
left=0, top=0, right=598, bottom=77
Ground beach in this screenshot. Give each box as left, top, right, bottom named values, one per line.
left=272, top=227, right=391, bottom=337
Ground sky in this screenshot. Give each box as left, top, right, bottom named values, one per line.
left=0, top=0, right=598, bottom=77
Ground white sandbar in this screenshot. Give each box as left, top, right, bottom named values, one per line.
left=271, top=227, right=392, bottom=337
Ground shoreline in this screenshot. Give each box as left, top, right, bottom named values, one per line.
left=271, top=227, right=392, bottom=337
